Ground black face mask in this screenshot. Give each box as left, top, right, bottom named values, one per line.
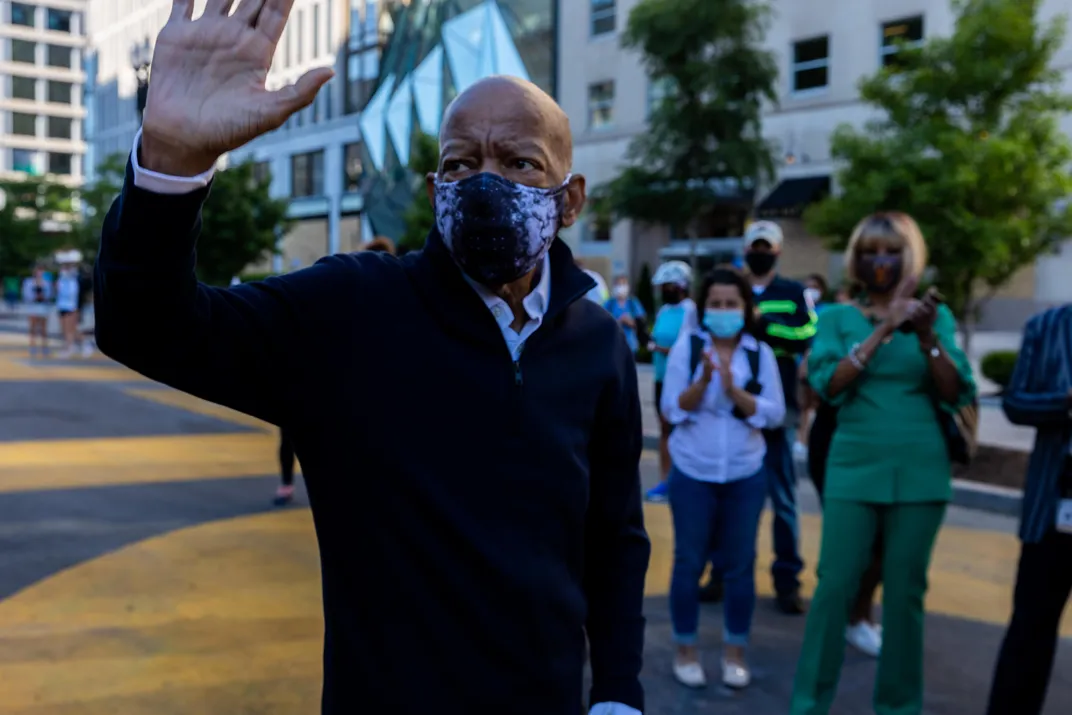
left=856, top=255, right=903, bottom=293
left=661, top=287, right=682, bottom=305
left=745, top=251, right=777, bottom=276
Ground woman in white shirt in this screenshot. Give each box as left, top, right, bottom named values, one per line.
left=660, top=266, right=786, bottom=690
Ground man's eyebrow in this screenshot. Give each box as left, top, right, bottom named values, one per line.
left=496, top=139, right=551, bottom=156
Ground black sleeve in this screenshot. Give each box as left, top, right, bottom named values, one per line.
left=94, top=161, right=354, bottom=426
left=584, top=332, right=650, bottom=711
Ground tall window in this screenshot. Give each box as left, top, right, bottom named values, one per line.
left=46, top=45, right=72, bottom=68
left=11, top=76, right=36, bottom=101
left=291, top=150, right=325, bottom=197
left=791, top=36, right=830, bottom=92
left=587, top=81, right=615, bottom=130
left=47, top=116, right=72, bottom=139
left=10, top=3, right=35, bottom=27
left=47, top=81, right=72, bottom=104
left=11, top=112, right=36, bottom=136
left=11, top=40, right=36, bottom=64
left=343, top=142, right=364, bottom=192
left=297, top=10, right=305, bottom=63
left=12, top=149, right=36, bottom=174
left=590, top=0, right=615, bottom=36
left=48, top=152, right=72, bottom=175
left=881, top=16, right=924, bottom=67
left=46, top=8, right=72, bottom=32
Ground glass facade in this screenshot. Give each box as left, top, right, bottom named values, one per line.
left=357, top=0, right=556, bottom=238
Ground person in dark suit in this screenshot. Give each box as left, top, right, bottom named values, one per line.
left=92, top=2, right=649, bottom=714
left=986, top=306, right=1072, bottom=715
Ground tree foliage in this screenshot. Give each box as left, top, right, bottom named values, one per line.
left=196, top=160, right=291, bottom=285
left=601, top=0, right=778, bottom=234
left=806, top=0, right=1072, bottom=328
left=0, top=177, right=79, bottom=275
left=399, top=132, right=440, bottom=253
left=77, top=153, right=126, bottom=257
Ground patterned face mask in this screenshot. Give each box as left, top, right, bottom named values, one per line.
left=434, top=172, right=571, bottom=286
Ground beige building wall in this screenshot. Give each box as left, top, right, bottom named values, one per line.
left=558, top=0, right=1072, bottom=328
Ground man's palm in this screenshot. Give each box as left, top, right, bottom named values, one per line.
left=144, top=0, right=332, bottom=163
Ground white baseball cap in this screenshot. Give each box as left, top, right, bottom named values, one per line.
left=744, top=220, right=783, bottom=249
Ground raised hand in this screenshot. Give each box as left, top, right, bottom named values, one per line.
left=887, top=274, right=920, bottom=328
left=141, top=0, right=335, bottom=176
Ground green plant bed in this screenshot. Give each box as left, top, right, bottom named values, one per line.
left=980, top=349, right=1018, bottom=392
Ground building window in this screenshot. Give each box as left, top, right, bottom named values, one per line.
left=46, top=45, right=72, bottom=68
left=46, top=8, right=72, bottom=32
left=285, top=25, right=292, bottom=67
left=313, top=4, right=321, bottom=58
left=590, top=0, right=615, bottom=37
left=587, top=81, right=615, bottom=130
left=881, top=16, right=924, bottom=67
left=791, top=36, right=830, bottom=92
left=48, top=152, right=72, bottom=175
left=47, top=80, right=72, bottom=104
left=291, top=150, right=325, bottom=197
left=297, top=10, right=305, bottom=64
left=11, top=40, right=36, bottom=64
left=12, top=149, right=36, bottom=174
left=10, top=3, right=35, bottom=27
left=11, top=76, right=36, bottom=101
left=343, top=142, right=364, bottom=192
left=252, top=161, right=271, bottom=185
left=47, top=116, right=72, bottom=139
left=11, top=112, right=36, bottom=136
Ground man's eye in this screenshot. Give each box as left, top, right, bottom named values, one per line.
left=442, top=160, right=469, bottom=172
left=513, top=159, right=536, bottom=170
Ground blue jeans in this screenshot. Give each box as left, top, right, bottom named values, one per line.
left=669, top=465, right=767, bottom=646
left=708, top=426, right=805, bottom=595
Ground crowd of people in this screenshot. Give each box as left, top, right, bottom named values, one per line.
left=90, top=3, right=1069, bottom=713
left=16, top=251, right=94, bottom=360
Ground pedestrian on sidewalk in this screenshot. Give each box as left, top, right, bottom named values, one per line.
left=21, top=266, right=53, bottom=359
left=93, top=5, right=649, bottom=714
left=646, top=260, right=696, bottom=499
left=985, top=307, right=1072, bottom=715
left=705, top=220, right=815, bottom=615
left=660, top=266, right=785, bottom=690
left=604, top=275, right=647, bottom=356
left=790, top=212, right=976, bottom=715
left=55, top=256, right=86, bottom=358
left=273, top=427, right=297, bottom=506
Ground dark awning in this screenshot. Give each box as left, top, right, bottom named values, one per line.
left=755, top=176, right=831, bottom=218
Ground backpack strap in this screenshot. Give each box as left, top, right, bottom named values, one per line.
left=746, top=347, right=760, bottom=383
left=732, top=347, right=764, bottom=421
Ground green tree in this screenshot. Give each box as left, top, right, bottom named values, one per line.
left=0, top=177, right=78, bottom=275
left=77, top=153, right=126, bottom=256
left=197, top=160, right=291, bottom=285
left=805, top=0, right=1072, bottom=350
left=602, top=0, right=778, bottom=268
left=399, top=133, right=440, bottom=253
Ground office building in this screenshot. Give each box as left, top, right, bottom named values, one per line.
left=558, top=0, right=1072, bottom=327
left=0, top=0, right=87, bottom=186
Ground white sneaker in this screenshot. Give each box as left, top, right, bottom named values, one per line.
left=672, top=659, right=707, bottom=688
left=721, top=659, right=751, bottom=689
left=80, top=343, right=94, bottom=357
left=846, top=621, right=882, bottom=657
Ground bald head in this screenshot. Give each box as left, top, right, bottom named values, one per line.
left=426, top=75, right=586, bottom=229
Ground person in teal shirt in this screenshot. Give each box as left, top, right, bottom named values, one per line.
left=791, top=212, right=976, bottom=715
left=645, top=261, right=697, bottom=501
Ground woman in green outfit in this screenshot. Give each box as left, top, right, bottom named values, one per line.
left=790, top=212, right=976, bottom=715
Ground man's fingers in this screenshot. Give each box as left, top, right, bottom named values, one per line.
left=169, top=0, right=194, bottom=21
left=234, top=0, right=267, bottom=24
left=205, top=0, right=236, bottom=15
left=255, top=0, right=296, bottom=43
left=266, top=66, right=334, bottom=122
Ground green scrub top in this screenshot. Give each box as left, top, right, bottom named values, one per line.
left=807, top=303, right=976, bottom=504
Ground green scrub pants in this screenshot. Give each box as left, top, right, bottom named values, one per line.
left=790, top=499, right=946, bottom=715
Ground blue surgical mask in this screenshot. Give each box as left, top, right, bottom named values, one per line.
left=703, top=309, right=744, bottom=338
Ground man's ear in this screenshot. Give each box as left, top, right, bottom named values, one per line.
left=425, top=172, right=437, bottom=207
left=560, top=174, right=587, bottom=228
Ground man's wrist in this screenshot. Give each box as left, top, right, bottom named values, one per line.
left=140, top=130, right=218, bottom=177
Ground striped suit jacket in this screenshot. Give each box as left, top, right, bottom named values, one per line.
left=1002, top=305, right=1072, bottom=543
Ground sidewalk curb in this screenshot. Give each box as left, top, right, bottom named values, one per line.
left=642, top=434, right=1024, bottom=517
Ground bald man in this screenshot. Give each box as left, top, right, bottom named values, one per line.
left=93, top=3, right=649, bottom=715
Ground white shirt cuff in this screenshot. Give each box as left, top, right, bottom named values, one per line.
left=589, top=703, right=641, bottom=715
left=130, top=128, right=215, bottom=195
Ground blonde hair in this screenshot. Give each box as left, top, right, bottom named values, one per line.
left=843, top=211, right=928, bottom=283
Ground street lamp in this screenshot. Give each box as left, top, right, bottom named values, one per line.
left=130, top=39, right=152, bottom=122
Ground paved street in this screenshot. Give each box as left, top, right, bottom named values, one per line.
left=0, top=330, right=1067, bottom=714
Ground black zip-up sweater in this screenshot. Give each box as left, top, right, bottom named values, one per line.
left=94, top=164, right=650, bottom=715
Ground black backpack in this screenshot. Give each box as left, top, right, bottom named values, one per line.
left=688, top=334, right=762, bottom=421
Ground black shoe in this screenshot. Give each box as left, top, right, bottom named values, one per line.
left=698, top=579, right=724, bottom=604
left=776, top=591, right=807, bottom=615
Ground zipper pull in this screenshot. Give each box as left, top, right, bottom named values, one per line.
left=514, top=361, right=523, bottom=386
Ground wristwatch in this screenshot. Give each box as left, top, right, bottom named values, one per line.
left=925, top=344, right=940, bottom=359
